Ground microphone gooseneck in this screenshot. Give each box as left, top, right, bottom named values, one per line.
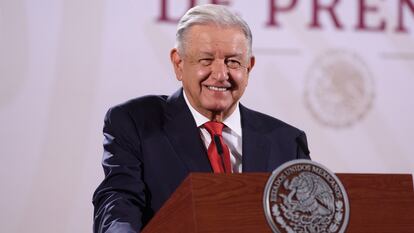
left=213, top=134, right=227, bottom=172
left=213, top=135, right=223, bottom=155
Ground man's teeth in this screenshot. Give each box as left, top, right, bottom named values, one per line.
left=207, top=86, right=227, bottom=91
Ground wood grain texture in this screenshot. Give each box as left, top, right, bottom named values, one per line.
left=191, top=173, right=272, bottom=233
left=337, top=173, right=414, bottom=233
left=142, top=176, right=196, bottom=233
left=143, top=173, right=414, bottom=233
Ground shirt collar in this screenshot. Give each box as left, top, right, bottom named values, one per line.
left=183, top=89, right=242, bottom=137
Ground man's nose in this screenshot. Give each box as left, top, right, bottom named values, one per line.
left=211, top=60, right=229, bottom=81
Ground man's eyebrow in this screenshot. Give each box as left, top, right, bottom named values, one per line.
left=224, top=53, right=246, bottom=60
left=227, top=53, right=244, bottom=57
left=198, top=51, right=214, bottom=57
left=197, top=52, right=245, bottom=57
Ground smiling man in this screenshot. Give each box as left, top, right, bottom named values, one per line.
left=93, top=4, right=310, bottom=233
left=170, top=23, right=254, bottom=122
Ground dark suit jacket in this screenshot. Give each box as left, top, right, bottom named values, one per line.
left=93, top=89, right=310, bottom=233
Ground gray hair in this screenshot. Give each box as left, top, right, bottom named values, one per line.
left=175, top=4, right=253, bottom=57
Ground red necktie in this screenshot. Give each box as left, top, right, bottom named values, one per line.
left=203, top=121, right=232, bottom=173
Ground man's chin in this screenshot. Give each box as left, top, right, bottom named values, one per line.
left=204, top=104, right=236, bottom=116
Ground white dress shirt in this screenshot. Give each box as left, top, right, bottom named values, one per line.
left=183, top=91, right=243, bottom=173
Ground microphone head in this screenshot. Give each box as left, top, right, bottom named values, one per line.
left=296, top=135, right=310, bottom=156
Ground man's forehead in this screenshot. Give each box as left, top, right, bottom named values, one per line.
left=188, top=23, right=243, bottom=32
left=186, top=27, right=247, bottom=46
left=185, top=24, right=245, bottom=41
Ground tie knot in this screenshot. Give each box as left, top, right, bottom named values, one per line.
left=203, top=121, right=224, bottom=136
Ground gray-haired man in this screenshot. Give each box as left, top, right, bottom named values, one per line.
left=93, top=4, right=310, bottom=233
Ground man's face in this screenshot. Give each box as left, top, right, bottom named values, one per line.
left=171, top=24, right=255, bottom=121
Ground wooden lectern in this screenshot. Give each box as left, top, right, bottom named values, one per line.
left=142, top=173, right=414, bottom=233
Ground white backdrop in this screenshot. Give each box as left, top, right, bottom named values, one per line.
left=1, top=0, right=413, bottom=232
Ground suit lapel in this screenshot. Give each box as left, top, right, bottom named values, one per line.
left=162, top=91, right=272, bottom=172
left=240, top=105, right=271, bottom=172
left=163, top=89, right=212, bottom=172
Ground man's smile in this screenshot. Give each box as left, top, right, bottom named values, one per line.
left=205, top=85, right=230, bottom=92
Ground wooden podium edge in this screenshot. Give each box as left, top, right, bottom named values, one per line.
left=142, top=175, right=197, bottom=233
left=143, top=173, right=414, bottom=233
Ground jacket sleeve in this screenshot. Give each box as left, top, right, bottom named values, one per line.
left=92, top=105, right=147, bottom=233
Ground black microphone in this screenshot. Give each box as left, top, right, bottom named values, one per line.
left=213, top=134, right=227, bottom=172
left=213, top=135, right=223, bottom=154
left=296, top=135, right=310, bottom=157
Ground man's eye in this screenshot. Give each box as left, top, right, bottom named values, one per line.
left=199, top=59, right=213, bottom=66
left=225, top=59, right=241, bottom=69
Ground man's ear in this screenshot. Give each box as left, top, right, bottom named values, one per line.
left=170, top=48, right=183, bottom=81
left=247, top=55, right=255, bottom=73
